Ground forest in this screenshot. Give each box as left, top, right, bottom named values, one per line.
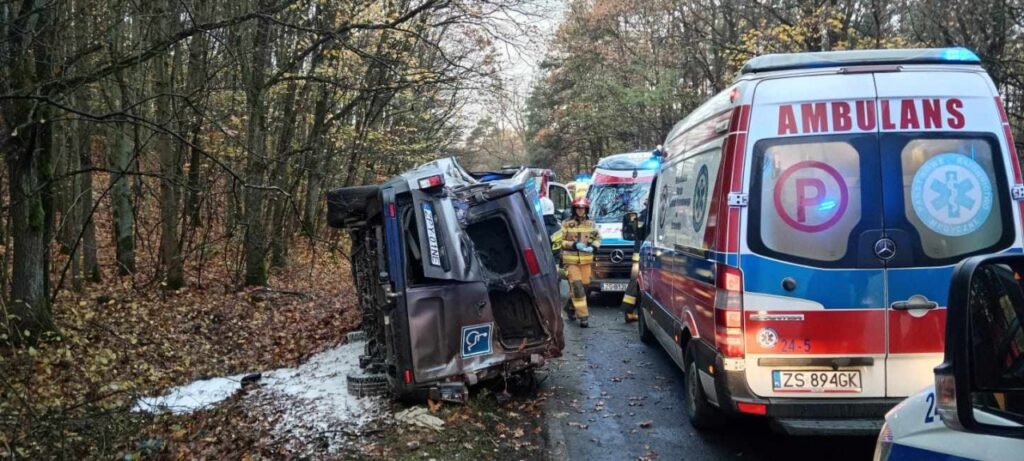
left=3, top=0, right=1024, bottom=458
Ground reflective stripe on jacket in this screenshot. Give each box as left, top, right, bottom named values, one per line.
left=553, top=218, right=601, bottom=264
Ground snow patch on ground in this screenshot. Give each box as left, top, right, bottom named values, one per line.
left=134, top=374, right=248, bottom=414
left=135, top=340, right=386, bottom=439
left=259, top=341, right=386, bottom=431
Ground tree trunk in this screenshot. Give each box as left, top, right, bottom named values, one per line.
left=109, top=117, right=136, bottom=275
left=69, top=125, right=83, bottom=291
left=184, top=0, right=210, bottom=229
left=3, top=0, right=57, bottom=342
left=6, top=127, right=56, bottom=341
left=155, top=0, right=184, bottom=289
left=243, top=0, right=273, bottom=286
left=80, top=127, right=100, bottom=283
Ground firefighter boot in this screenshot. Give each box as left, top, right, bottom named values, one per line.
left=578, top=316, right=589, bottom=328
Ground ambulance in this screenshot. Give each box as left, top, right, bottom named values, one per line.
left=586, top=152, right=660, bottom=295
left=634, top=48, right=1024, bottom=435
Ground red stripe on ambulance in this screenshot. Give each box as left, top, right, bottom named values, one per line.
left=777, top=99, right=966, bottom=136
left=745, top=310, right=886, bottom=355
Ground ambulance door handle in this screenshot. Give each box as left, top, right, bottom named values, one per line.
left=890, top=295, right=937, bottom=311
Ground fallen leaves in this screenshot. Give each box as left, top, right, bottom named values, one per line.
left=1, top=240, right=361, bottom=459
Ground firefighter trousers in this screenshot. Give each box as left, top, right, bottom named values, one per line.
left=565, top=263, right=591, bottom=319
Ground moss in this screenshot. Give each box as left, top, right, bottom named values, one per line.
left=29, top=198, right=45, bottom=232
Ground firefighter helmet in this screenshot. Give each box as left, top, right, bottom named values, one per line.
left=571, top=196, right=590, bottom=209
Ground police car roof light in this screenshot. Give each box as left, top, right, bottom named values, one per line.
left=740, top=47, right=981, bottom=75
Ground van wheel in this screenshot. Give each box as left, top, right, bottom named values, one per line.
left=346, top=372, right=391, bottom=398
left=637, top=305, right=654, bottom=344
left=684, top=347, right=724, bottom=430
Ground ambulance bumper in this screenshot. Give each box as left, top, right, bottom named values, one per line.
left=692, top=339, right=902, bottom=436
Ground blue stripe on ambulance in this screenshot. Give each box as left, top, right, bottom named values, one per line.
left=740, top=254, right=884, bottom=309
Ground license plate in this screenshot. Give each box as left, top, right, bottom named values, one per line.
left=601, top=282, right=628, bottom=292
left=772, top=370, right=862, bottom=393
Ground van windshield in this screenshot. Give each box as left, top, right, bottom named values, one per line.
left=588, top=182, right=652, bottom=223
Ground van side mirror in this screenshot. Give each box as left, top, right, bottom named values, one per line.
left=937, top=254, right=1024, bottom=438
left=558, top=209, right=571, bottom=221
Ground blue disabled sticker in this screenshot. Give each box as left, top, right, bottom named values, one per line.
left=911, top=153, right=993, bottom=237
left=461, top=323, right=493, bottom=358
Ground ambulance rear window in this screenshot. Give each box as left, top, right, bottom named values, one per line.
left=892, top=135, right=1013, bottom=264
left=748, top=136, right=874, bottom=267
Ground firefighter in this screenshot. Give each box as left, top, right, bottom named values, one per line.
left=553, top=196, right=600, bottom=327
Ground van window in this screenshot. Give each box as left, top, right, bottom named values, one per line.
left=750, top=139, right=864, bottom=263
left=895, top=136, right=1012, bottom=262
left=654, top=148, right=720, bottom=252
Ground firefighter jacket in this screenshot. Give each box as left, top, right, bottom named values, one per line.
left=552, top=218, right=601, bottom=264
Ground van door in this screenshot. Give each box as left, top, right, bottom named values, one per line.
left=742, top=74, right=888, bottom=398
left=874, top=71, right=1020, bottom=397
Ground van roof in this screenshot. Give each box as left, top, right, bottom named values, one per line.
left=740, top=47, right=981, bottom=75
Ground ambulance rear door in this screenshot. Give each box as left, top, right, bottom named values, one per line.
left=874, top=68, right=1022, bottom=397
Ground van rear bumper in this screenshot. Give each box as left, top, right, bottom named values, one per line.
left=690, top=339, right=902, bottom=435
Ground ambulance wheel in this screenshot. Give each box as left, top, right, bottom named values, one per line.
left=685, top=347, right=724, bottom=430
left=637, top=305, right=654, bottom=345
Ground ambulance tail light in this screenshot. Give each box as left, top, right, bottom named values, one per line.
left=714, top=264, right=745, bottom=358
left=934, top=369, right=962, bottom=430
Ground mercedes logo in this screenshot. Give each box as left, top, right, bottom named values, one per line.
left=874, top=238, right=896, bottom=260
left=610, top=249, right=625, bottom=263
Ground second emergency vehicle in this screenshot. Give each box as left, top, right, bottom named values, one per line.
left=586, top=152, right=659, bottom=295
left=635, top=48, right=1024, bottom=434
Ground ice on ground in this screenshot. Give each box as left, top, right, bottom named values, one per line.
left=134, top=374, right=248, bottom=414
left=134, top=340, right=385, bottom=435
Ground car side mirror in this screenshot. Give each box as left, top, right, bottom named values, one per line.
left=559, top=209, right=571, bottom=221
left=936, top=254, right=1024, bottom=438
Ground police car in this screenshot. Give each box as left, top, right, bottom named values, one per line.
left=635, top=48, right=1024, bottom=435
left=874, top=254, right=1024, bottom=460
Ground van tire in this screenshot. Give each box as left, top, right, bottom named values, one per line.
left=346, top=372, right=391, bottom=398
left=684, top=347, right=724, bottom=430
left=637, top=305, right=654, bottom=344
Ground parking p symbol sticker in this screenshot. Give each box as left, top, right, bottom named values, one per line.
left=773, top=161, right=849, bottom=233
left=795, top=178, right=825, bottom=223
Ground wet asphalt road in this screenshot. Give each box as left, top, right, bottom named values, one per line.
left=542, top=299, right=877, bottom=461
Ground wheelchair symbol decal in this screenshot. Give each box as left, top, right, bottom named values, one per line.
left=461, top=323, right=493, bottom=358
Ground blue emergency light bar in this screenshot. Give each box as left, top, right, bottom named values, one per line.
left=740, top=47, right=981, bottom=75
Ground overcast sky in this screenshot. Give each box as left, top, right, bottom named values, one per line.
left=458, top=0, right=566, bottom=130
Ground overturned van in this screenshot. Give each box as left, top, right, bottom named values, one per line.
left=327, top=157, right=565, bottom=402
